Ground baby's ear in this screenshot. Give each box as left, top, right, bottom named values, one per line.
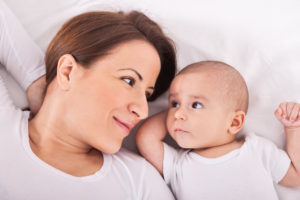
left=228, top=110, right=246, bottom=135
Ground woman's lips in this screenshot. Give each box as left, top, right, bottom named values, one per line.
left=113, top=117, right=134, bottom=135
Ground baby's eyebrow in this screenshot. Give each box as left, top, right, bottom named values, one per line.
left=169, top=93, right=176, bottom=99
left=168, top=94, right=208, bottom=102
left=190, top=95, right=208, bottom=101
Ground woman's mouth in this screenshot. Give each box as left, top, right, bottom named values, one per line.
left=113, top=117, right=134, bottom=135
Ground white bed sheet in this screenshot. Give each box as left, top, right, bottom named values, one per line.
left=2, top=0, right=300, bottom=198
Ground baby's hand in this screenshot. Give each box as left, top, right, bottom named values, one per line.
left=275, top=102, right=300, bottom=128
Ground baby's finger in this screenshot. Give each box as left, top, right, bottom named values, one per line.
left=274, top=107, right=283, bottom=119
left=286, top=102, right=295, bottom=118
left=289, top=104, right=300, bottom=121
left=279, top=103, right=287, bottom=118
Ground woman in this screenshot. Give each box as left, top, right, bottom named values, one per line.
left=0, top=1, right=176, bottom=199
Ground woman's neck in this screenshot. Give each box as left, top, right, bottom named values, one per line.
left=28, top=95, right=103, bottom=177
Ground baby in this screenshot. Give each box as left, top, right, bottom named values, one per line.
left=136, top=61, right=300, bottom=200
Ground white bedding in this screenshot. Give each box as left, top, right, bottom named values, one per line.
left=2, top=0, right=300, bottom=199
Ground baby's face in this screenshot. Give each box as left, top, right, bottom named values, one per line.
left=166, top=72, right=234, bottom=149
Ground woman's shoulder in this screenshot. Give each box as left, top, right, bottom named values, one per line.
left=108, top=148, right=155, bottom=184
left=106, top=148, right=174, bottom=199
left=113, top=148, right=147, bottom=166
left=0, top=108, right=28, bottom=134
left=110, top=148, right=161, bottom=178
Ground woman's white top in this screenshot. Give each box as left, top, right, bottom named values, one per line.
left=0, top=103, right=173, bottom=200
left=0, top=1, right=174, bottom=199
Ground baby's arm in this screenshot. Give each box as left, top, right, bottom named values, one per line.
left=275, top=102, right=300, bottom=186
left=136, top=110, right=168, bottom=175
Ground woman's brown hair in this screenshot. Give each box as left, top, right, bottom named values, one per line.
left=45, top=11, right=176, bottom=101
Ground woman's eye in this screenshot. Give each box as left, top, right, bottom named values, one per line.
left=192, top=102, right=203, bottom=109
left=145, top=92, right=152, bottom=99
left=171, top=101, right=179, bottom=108
left=122, top=77, right=135, bottom=86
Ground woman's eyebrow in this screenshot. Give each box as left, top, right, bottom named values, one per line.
left=119, top=68, right=154, bottom=90
left=119, top=68, right=143, bottom=81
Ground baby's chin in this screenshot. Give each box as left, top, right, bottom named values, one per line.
left=173, top=138, right=195, bottom=150
left=174, top=137, right=209, bottom=150
left=168, top=133, right=192, bottom=149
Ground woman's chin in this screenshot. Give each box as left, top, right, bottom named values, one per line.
left=95, top=142, right=122, bottom=155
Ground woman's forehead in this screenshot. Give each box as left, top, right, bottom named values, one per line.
left=83, top=40, right=161, bottom=85
left=91, top=40, right=159, bottom=68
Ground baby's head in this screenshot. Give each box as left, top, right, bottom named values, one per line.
left=166, top=61, right=249, bottom=149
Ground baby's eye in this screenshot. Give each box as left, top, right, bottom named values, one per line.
left=192, top=102, right=203, bottom=109
left=122, top=77, right=135, bottom=86
left=171, top=101, right=179, bottom=108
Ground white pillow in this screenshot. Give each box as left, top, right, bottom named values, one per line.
left=3, top=0, right=300, bottom=198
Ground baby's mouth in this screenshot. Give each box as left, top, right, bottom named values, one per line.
left=174, top=128, right=189, bottom=133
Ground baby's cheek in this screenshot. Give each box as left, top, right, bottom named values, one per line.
left=166, top=115, right=173, bottom=132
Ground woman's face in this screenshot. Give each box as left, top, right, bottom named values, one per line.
left=66, top=40, right=161, bottom=154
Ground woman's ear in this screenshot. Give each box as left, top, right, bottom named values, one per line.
left=228, top=110, right=246, bottom=135
left=56, top=54, right=78, bottom=90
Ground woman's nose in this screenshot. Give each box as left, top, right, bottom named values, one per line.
left=128, top=94, right=149, bottom=120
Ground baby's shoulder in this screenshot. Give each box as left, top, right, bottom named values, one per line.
left=244, top=133, right=281, bottom=154
left=245, top=133, right=276, bottom=146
